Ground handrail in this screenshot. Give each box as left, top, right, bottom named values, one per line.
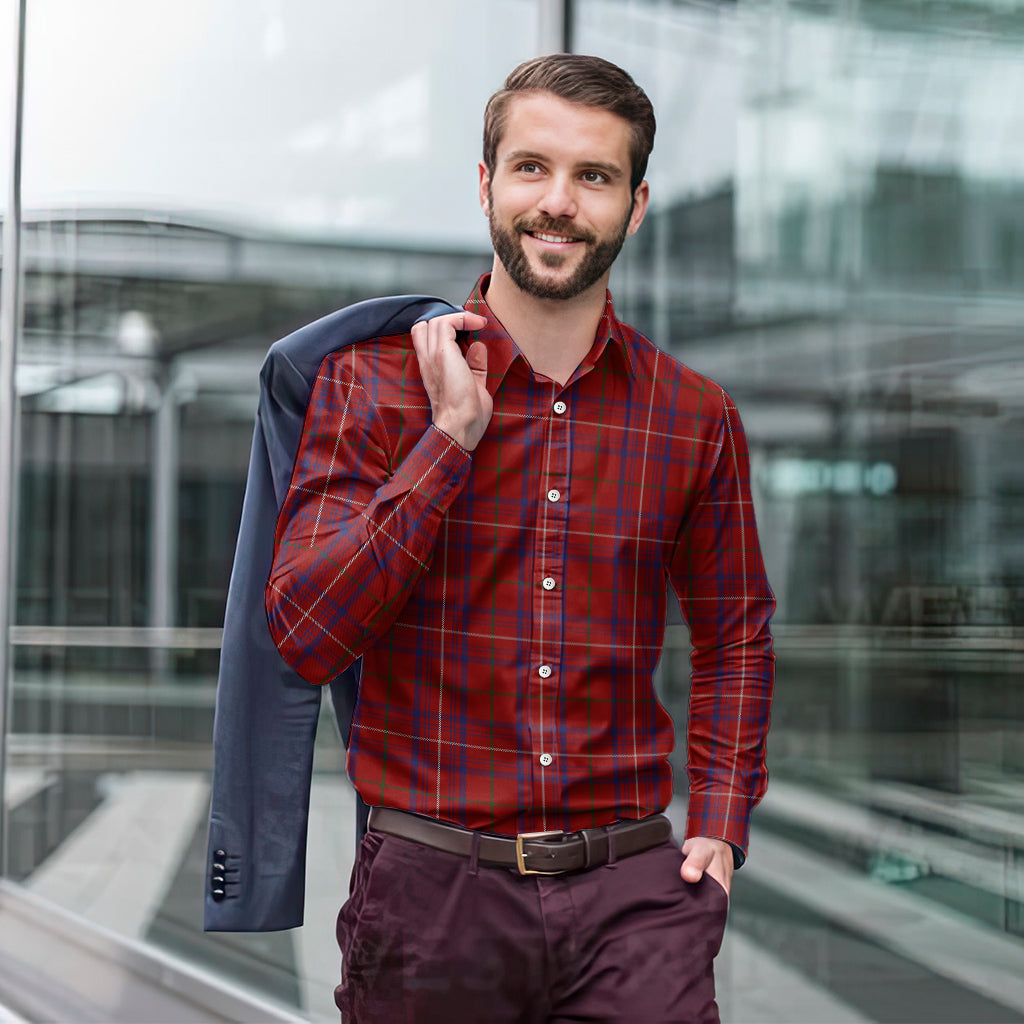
left=9, top=625, right=224, bottom=649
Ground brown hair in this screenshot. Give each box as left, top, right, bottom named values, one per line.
left=483, top=54, right=656, bottom=193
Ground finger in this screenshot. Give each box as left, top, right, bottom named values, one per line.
left=411, top=322, right=429, bottom=365
left=437, top=311, right=487, bottom=340
left=425, top=313, right=462, bottom=354
left=679, top=845, right=712, bottom=884
left=416, top=310, right=487, bottom=338
left=457, top=311, right=488, bottom=332
left=680, top=860, right=705, bottom=883
left=466, top=341, right=488, bottom=378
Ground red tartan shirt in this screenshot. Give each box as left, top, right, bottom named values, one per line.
left=266, top=275, right=775, bottom=856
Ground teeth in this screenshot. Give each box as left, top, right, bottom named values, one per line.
left=533, top=232, right=575, bottom=244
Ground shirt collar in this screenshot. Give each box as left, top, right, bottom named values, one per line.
left=461, top=274, right=635, bottom=393
left=586, top=289, right=636, bottom=378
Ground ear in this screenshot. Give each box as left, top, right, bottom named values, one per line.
left=625, top=180, right=650, bottom=237
left=478, top=161, right=492, bottom=216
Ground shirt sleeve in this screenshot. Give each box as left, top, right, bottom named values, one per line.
left=669, top=389, right=775, bottom=860
left=265, top=357, right=471, bottom=684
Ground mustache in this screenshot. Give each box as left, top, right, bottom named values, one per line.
left=513, top=216, right=595, bottom=245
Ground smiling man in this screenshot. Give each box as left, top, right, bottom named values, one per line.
left=266, top=54, right=775, bottom=1023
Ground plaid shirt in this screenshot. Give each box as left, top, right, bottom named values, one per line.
left=267, top=275, right=774, bottom=855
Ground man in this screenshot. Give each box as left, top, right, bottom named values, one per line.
left=266, top=54, right=774, bottom=1023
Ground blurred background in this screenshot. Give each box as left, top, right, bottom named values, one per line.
left=0, top=0, right=1022, bottom=1021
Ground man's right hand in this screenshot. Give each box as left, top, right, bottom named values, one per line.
left=411, top=310, right=491, bottom=451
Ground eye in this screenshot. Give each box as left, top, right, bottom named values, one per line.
left=517, top=162, right=542, bottom=175
left=581, top=170, right=608, bottom=184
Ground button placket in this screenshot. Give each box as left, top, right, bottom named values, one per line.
left=529, top=386, right=572, bottom=825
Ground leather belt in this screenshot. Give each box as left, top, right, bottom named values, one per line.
left=368, top=806, right=673, bottom=876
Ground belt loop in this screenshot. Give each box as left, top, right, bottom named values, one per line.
left=606, top=828, right=618, bottom=869
left=468, top=831, right=480, bottom=877
left=581, top=829, right=594, bottom=870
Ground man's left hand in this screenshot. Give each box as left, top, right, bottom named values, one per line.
left=680, top=836, right=734, bottom=896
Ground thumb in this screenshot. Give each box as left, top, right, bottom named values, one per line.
left=466, top=340, right=488, bottom=378
left=680, top=843, right=710, bottom=883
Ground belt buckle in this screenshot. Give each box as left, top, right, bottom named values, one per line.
left=515, top=830, right=565, bottom=875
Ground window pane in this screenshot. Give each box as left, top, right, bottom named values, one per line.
left=575, top=1, right=1024, bottom=1021
left=10, top=2, right=538, bottom=1018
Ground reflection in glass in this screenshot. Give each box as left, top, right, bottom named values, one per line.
left=579, top=0, right=1024, bottom=1020
left=8, top=2, right=534, bottom=1018
left=4, top=0, right=1024, bottom=1020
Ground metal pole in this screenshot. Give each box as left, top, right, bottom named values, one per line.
left=537, top=0, right=570, bottom=53
left=149, top=365, right=178, bottom=676
left=0, top=0, right=28, bottom=878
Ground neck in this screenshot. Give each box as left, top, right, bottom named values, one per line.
left=484, top=259, right=608, bottom=386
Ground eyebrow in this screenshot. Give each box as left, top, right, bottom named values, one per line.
left=502, top=150, right=626, bottom=181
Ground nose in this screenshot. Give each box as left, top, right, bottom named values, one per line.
left=536, top=174, right=577, bottom=220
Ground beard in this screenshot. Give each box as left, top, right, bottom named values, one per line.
left=487, top=189, right=631, bottom=301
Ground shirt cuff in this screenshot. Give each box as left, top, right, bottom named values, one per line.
left=684, top=791, right=751, bottom=867
left=390, top=423, right=472, bottom=515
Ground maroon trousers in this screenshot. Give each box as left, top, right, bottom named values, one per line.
left=335, top=829, right=728, bottom=1023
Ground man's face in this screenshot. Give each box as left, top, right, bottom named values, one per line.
left=480, top=92, right=649, bottom=302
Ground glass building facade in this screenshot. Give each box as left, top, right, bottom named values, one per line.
left=1, top=1, right=1023, bottom=1020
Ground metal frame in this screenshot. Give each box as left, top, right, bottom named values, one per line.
left=538, top=0, right=573, bottom=52
left=0, top=0, right=27, bottom=880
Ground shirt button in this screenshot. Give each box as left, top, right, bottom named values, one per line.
left=547, top=489, right=560, bottom=502
left=542, top=577, right=556, bottom=591
left=553, top=401, right=567, bottom=415
left=538, top=664, right=552, bottom=679
left=539, top=753, right=553, bottom=767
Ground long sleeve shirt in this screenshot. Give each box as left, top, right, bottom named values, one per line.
left=266, top=275, right=775, bottom=856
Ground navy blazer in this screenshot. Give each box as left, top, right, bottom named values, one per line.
left=204, top=295, right=459, bottom=932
